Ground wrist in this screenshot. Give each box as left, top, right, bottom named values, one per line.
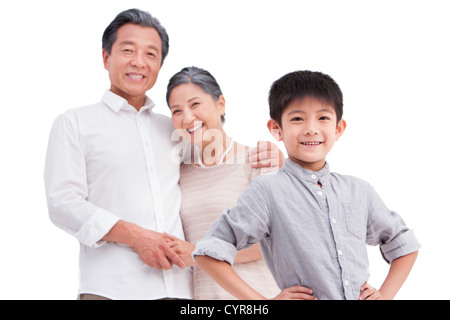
left=103, top=220, right=143, bottom=248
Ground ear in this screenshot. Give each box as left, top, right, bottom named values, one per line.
left=335, top=119, right=347, bottom=141
left=102, top=48, right=110, bottom=71
left=267, top=119, right=283, bottom=141
left=217, top=95, right=226, bottom=117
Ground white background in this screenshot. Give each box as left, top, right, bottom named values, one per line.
left=0, top=0, right=448, bottom=299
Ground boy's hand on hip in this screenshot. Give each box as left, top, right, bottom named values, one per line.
left=271, top=286, right=318, bottom=300
left=359, top=282, right=383, bottom=300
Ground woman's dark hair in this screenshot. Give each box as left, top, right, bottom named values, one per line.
left=167, top=66, right=225, bottom=123
left=102, top=8, right=169, bottom=65
left=269, top=70, right=343, bottom=127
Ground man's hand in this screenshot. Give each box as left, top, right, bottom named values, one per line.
left=271, top=286, right=318, bottom=300
left=131, top=229, right=186, bottom=270
left=102, top=220, right=185, bottom=270
left=248, top=141, right=284, bottom=174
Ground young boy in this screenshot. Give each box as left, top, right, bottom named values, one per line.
left=193, top=71, right=420, bottom=300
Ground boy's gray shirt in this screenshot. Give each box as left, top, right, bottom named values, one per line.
left=193, top=159, right=420, bottom=300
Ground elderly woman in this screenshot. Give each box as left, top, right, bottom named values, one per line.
left=165, top=66, right=280, bottom=300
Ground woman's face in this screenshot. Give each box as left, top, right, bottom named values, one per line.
left=169, top=83, right=225, bottom=149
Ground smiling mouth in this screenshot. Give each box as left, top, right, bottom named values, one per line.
left=187, top=123, right=204, bottom=134
left=127, top=73, right=145, bottom=80
left=301, top=141, right=323, bottom=146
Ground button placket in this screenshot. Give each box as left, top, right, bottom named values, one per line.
left=137, top=112, right=165, bottom=232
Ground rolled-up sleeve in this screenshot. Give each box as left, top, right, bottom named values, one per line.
left=193, top=235, right=238, bottom=266
left=193, top=179, right=271, bottom=265
left=366, top=185, right=421, bottom=263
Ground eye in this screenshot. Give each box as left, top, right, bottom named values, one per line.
left=291, top=116, right=303, bottom=122
left=171, top=108, right=182, bottom=115
left=319, top=116, right=330, bottom=121
left=191, top=102, right=200, bottom=108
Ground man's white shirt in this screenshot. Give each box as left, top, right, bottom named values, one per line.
left=44, top=90, right=192, bottom=299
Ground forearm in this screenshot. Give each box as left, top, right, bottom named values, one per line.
left=102, top=219, right=142, bottom=248
left=379, top=251, right=418, bottom=300
left=104, top=220, right=185, bottom=270
left=234, top=243, right=263, bottom=263
left=195, top=255, right=266, bottom=300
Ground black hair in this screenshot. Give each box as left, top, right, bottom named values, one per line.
left=102, top=8, right=169, bottom=65
left=269, top=70, right=343, bottom=127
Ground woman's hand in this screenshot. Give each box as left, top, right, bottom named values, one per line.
left=164, top=233, right=196, bottom=267
left=271, top=286, right=318, bottom=300
left=249, top=141, right=285, bottom=174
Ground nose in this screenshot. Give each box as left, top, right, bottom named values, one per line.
left=304, top=120, right=319, bottom=136
left=131, top=52, right=146, bottom=69
left=183, top=108, right=196, bottom=125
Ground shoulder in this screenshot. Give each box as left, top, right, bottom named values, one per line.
left=150, top=110, right=172, bottom=123
left=150, top=110, right=175, bottom=134
left=330, top=171, right=375, bottom=195
left=56, top=101, right=104, bottom=122
left=50, top=102, right=100, bottom=132
left=249, top=168, right=290, bottom=193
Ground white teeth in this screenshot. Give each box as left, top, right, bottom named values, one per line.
left=302, top=142, right=322, bottom=146
left=187, top=124, right=203, bottom=133
left=128, top=74, right=144, bottom=79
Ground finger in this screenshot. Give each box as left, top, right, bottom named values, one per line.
left=359, top=288, right=375, bottom=300
left=360, top=282, right=370, bottom=292
left=249, top=142, right=273, bottom=161
left=165, top=247, right=186, bottom=269
left=364, top=290, right=382, bottom=300
left=251, top=160, right=273, bottom=168
left=163, top=232, right=178, bottom=241
left=249, top=141, right=273, bottom=155
left=286, top=286, right=314, bottom=294
left=154, top=249, right=173, bottom=270
left=257, top=140, right=273, bottom=153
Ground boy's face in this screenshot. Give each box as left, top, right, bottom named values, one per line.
left=268, top=96, right=346, bottom=172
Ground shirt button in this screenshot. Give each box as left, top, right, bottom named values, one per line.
left=338, top=249, right=343, bottom=256
left=344, top=280, right=350, bottom=286
left=332, top=218, right=337, bottom=224
left=317, top=190, right=324, bottom=196
left=311, top=174, right=317, bottom=180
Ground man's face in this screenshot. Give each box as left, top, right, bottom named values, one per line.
left=102, top=23, right=163, bottom=108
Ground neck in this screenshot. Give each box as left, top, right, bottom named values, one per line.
left=288, top=156, right=326, bottom=172
left=110, top=87, right=146, bottom=111
left=199, top=134, right=233, bottom=167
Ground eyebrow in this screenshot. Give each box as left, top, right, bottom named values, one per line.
left=118, top=40, right=160, bottom=52
left=287, top=108, right=334, bottom=116
left=169, top=97, right=201, bottom=109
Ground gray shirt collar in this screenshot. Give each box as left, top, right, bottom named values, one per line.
left=282, top=159, right=331, bottom=185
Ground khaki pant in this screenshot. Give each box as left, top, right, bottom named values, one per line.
left=78, top=294, right=184, bottom=300
left=78, top=294, right=110, bottom=300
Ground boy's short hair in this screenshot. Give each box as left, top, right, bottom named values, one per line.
left=269, top=70, right=343, bottom=127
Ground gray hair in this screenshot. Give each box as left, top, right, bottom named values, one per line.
left=102, top=8, right=169, bottom=65
left=166, top=67, right=225, bottom=123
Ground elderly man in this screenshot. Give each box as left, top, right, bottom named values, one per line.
left=44, top=8, right=280, bottom=300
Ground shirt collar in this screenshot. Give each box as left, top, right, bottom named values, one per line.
left=102, top=90, right=156, bottom=113
left=283, top=158, right=331, bottom=184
